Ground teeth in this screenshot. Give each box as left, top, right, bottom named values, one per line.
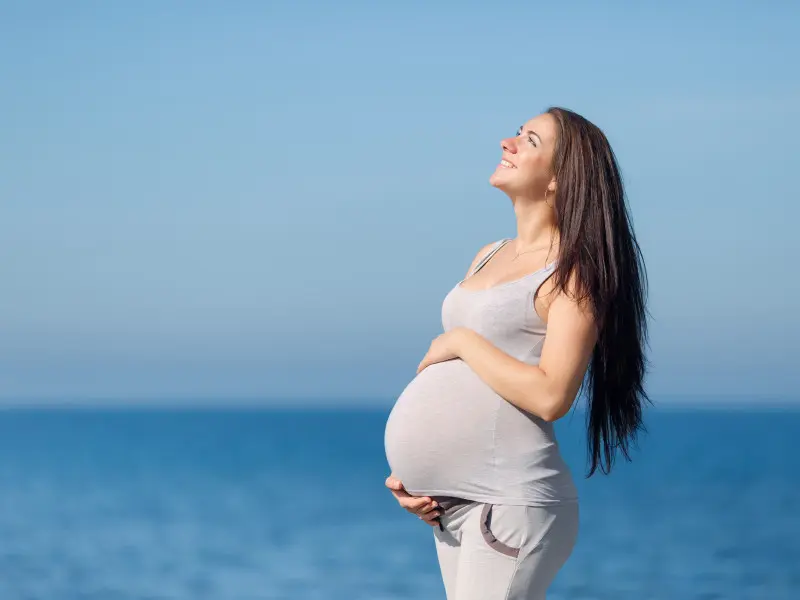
left=500, top=160, right=516, bottom=168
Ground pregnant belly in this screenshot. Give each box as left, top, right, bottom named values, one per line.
left=384, top=359, right=504, bottom=495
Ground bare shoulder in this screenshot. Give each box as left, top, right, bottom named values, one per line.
left=464, top=240, right=502, bottom=278
left=538, top=268, right=595, bottom=326
left=549, top=269, right=596, bottom=328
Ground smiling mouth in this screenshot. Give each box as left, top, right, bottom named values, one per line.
left=499, top=159, right=516, bottom=169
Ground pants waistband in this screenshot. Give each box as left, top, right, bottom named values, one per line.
left=430, top=495, right=475, bottom=531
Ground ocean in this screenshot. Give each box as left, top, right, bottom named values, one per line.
left=0, top=405, right=797, bottom=599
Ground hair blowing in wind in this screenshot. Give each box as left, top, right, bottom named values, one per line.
left=545, top=107, right=650, bottom=476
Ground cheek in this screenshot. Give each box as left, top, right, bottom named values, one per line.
left=519, top=155, right=549, bottom=182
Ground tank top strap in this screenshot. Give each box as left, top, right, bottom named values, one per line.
left=468, top=238, right=512, bottom=277
left=542, top=259, right=558, bottom=274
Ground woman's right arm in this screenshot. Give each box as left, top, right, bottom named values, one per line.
left=385, top=475, right=441, bottom=527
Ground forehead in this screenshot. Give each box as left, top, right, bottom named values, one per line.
left=521, top=113, right=557, bottom=145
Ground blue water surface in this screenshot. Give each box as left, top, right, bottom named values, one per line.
left=0, top=405, right=797, bottom=599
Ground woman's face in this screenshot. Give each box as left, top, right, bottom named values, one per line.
left=489, top=113, right=558, bottom=198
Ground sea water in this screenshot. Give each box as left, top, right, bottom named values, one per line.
left=0, top=405, right=797, bottom=599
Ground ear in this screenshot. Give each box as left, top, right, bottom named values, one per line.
left=547, top=178, right=557, bottom=193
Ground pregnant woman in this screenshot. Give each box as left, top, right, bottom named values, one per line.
left=384, top=107, right=648, bottom=599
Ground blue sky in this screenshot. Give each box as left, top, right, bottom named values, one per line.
left=1, top=1, right=798, bottom=404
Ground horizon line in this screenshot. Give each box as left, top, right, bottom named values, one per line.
left=0, top=393, right=798, bottom=411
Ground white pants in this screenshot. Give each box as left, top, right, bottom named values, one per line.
left=432, top=500, right=579, bottom=600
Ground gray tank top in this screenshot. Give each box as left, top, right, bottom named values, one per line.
left=384, top=238, right=578, bottom=506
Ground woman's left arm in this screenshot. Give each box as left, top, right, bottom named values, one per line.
left=452, top=284, right=598, bottom=422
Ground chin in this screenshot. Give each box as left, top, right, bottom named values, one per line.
left=489, top=172, right=504, bottom=188
left=489, top=173, right=512, bottom=192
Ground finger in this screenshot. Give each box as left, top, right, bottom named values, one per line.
left=391, top=488, right=411, bottom=502
left=385, top=476, right=405, bottom=490
left=397, top=495, right=430, bottom=511
left=420, top=512, right=441, bottom=526
left=387, top=485, right=411, bottom=498
left=404, top=497, right=437, bottom=514
left=416, top=501, right=439, bottom=515
left=397, top=495, right=422, bottom=510
left=405, top=496, right=434, bottom=511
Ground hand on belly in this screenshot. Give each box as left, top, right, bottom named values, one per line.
left=385, top=474, right=441, bottom=527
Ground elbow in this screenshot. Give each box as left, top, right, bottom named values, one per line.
left=538, top=408, right=561, bottom=423
left=520, top=368, right=576, bottom=422
left=537, top=394, right=571, bottom=423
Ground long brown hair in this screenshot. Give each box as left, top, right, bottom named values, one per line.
left=545, top=106, right=650, bottom=476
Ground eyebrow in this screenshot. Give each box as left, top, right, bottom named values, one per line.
left=517, top=125, right=542, bottom=145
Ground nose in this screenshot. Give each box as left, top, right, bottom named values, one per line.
left=500, top=136, right=517, bottom=154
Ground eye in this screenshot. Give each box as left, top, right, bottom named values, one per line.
left=516, top=127, right=537, bottom=147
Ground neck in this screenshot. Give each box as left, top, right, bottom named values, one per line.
left=510, top=194, right=559, bottom=250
